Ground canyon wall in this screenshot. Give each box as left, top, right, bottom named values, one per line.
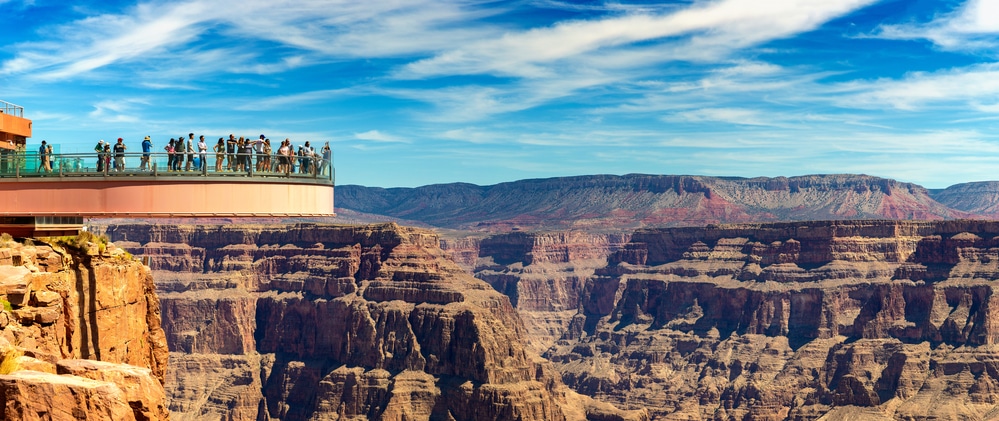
left=107, top=223, right=644, bottom=421
left=0, top=237, right=169, bottom=420
left=441, top=232, right=630, bottom=353
left=546, top=220, right=999, bottom=419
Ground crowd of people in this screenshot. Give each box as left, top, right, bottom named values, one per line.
left=89, top=134, right=333, bottom=175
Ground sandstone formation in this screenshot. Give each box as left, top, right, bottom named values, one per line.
left=107, top=223, right=644, bottom=421
left=442, top=231, right=630, bottom=353
left=546, top=220, right=999, bottom=419
left=337, top=174, right=969, bottom=231
left=0, top=236, right=169, bottom=420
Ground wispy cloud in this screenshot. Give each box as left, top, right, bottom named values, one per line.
left=1, top=0, right=501, bottom=81
left=400, top=0, right=877, bottom=79
left=875, top=0, right=999, bottom=53
left=354, top=130, right=407, bottom=143
left=835, top=62, right=999, bottom=111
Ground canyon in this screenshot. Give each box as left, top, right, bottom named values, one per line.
left=451, top=220, right=999, bottom=419
left=106, top=223, right=645, bottom=421
left=73, top=171, right=999, bottom=420
left=95, top=216, right=999, bottom=420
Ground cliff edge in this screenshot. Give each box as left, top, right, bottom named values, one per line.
left=0, top=235, right=169, bottom=420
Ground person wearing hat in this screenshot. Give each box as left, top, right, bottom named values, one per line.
left=254, top=134, right=266, bottom=172
left=113, top=137, right=126, bottom=172
left=226, top=134, right=237, bottom=171
left=94, top=139, right=106, bottom=173
left=140, top=136, right=153, bottom=171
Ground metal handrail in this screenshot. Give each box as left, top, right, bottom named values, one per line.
left=0, top=100, right=24, bottom=118
left=0, top=151, right=334, bottom=184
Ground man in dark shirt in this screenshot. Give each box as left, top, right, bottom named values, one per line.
left=113, top=138, right=126, bottom=172
left=226, top=134, right=237, bottom=171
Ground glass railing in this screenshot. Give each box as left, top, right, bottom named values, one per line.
left=0, top=151, right=334, bottom=184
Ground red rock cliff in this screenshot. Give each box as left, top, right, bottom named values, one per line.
left=108, top=223, right=643, bottom=421
left=550, top=220, right=999, bottom=419
left=0, top=237, right=169, bottom=420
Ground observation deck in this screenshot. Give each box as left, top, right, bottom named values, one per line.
left=0, top=100, right=31, bottom=150
left=0, top=150, right=335, bottom=236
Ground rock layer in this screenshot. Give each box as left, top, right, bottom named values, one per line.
left=337, top=174, right=969, bottom=231
left=108, top=223, right=641, bottom=421
left=0, top=238, right=169, bottom=420
left=442, top=231, right=630, bottom=353
left=548, top=220, right=999, bottom=419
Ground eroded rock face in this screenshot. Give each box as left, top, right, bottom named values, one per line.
left=548, top=220, right=999, bottom=419
left=108, top=223, right=636, bottom=421
left=442, top=232, right=630, bottom=353
left=0, top=239, right=169, bottom=421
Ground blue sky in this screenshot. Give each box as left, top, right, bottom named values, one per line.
left=1, top=0, right=998, bottom=188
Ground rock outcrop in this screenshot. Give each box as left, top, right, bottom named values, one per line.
left=337, top=174, right=970, bottom=231
left=107, top=223, right=642, bottom=421
left=0, top=237, right=169, bottom=420
left=548, top=220, right=999, bottom=419
left=442, top=232, right=630, bottom=353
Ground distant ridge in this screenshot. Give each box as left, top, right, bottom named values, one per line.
left=337, top=174, right=978, bottom=231
left=931, top=181, right=999, bottom=218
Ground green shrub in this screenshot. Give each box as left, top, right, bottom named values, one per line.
left=0, top=299, right=10, bottom=312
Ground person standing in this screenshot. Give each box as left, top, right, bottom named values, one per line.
left=254, top=134, right=266, bottom=172
left=321, top=142, right=331, bottom=176
left=185, top=133, right=195, bottom=171
left=262, top=139, right=272, bottom=172
left=112, top=138, right=127, bottom=172
left=213, top=138, right=225, bottom=172
left=197, top=135, right=207, bottom=172
left=277, top=139, right=290, bottom=173
left=94, top=140, right=105, bottom=172
left=140, top=136, right=153, bottom=171
left=37, top=140, right=48, bottom=173
left=165, top=139, right=175, bottom=171
left=302, top=141, right=312, bottom=175
left=226, top=134, right=237, bottom=171
left=103, top=143, right=112, bottom=172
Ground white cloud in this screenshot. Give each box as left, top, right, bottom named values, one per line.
left=400, top=0, right=877, bottom=79
left=354, top=130, right=407, bottom=143
left=876, top=0, right=999, bottom=52
left=671, top=107, right=780, bottom=127
left=0, top=0, right=502, bottom=81
left=835, top=63, right=999, bottom=111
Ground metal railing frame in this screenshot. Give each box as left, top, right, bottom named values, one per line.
left=0, top=151, right=334, bottom=184
left=0, top=100, right=24, bottom=118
